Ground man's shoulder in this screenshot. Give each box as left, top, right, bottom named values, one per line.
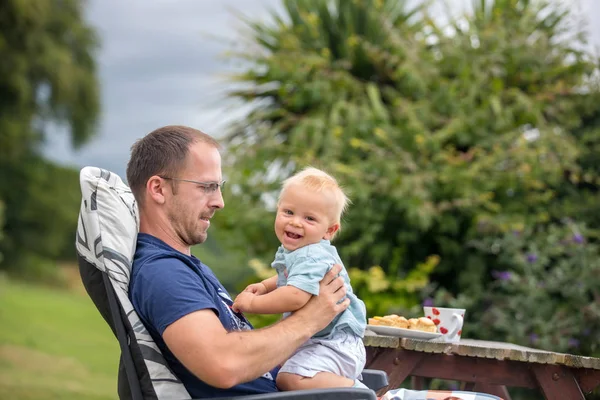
left=131, top=243, right=198, bottom=291
left=134, top=252, right=187, bottom=274
left=134, top=234, right=191, bottom=268
left=134, top=246, right=185, bottom=273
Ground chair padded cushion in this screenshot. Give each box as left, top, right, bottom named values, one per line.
left=76, top=166, right=190, bottom=400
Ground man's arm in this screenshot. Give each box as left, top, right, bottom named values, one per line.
left=235, top=285, right=311, bottom=314
left=163, top=264, right=349, bottom=389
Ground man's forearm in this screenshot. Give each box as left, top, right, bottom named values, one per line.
left=223, top=312, right=315, bottom=385
left=248, top=286, right=311, bottom=314
left=164, top=309, right=317, bottom=389
left=165, top=264, right=349, bottom=389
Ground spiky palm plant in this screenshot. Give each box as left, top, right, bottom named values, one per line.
left=219, top=0, right=598, bottom=296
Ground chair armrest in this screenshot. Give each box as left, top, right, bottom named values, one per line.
left=208, top=387, right=376, bottom=400
left=360, top=369, right=389, bottom=391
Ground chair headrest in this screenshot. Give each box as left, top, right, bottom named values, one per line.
left=76, top=166, right=139, bottom=289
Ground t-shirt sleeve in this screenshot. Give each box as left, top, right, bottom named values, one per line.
left=285, top=255, right=332, bottom=296
left=131, top=256, right=217, bottom=336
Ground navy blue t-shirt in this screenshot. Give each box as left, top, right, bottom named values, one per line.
left=129, top=233, right=279, bottom=398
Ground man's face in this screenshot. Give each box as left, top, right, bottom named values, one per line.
left=166, top=142, right=224, bottom=246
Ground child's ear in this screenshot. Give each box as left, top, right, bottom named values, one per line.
left=323, top=223, right=340, bottom=240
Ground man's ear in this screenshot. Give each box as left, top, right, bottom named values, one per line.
left=323, top=223, right=340, bottom=240
left=146, top=176, right=167, bottom=205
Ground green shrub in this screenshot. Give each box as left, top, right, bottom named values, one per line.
left=435, top=221, right=600, bottom=358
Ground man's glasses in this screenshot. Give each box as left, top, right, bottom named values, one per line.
left=159, top=176, right=226, bottom=194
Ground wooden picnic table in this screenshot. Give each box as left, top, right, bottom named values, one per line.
left=364, top=331, right=600, bottom=400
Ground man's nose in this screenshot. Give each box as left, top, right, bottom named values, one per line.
left=210, top=189, right=225, bottom=209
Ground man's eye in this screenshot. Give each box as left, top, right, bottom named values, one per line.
left=199, top=183, right=218, bottom=193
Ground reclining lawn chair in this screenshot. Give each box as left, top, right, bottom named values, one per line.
left=75, top=166, right=389, bottom=400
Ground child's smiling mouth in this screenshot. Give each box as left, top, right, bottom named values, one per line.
left=285, top=231, right=302, bottom=239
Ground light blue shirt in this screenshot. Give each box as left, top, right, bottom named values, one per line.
left=271, top=240, right=367, bottom=339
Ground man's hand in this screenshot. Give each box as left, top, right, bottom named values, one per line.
left=232, top=290, right=256, bottom=313
left=244, top=282, right=268, bottom=295
left=293, top=264, right=350, bottom=333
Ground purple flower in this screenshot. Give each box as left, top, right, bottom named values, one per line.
left=582, top=328, right=591, bottom=337
left=568, top=338, right=580, bottom=348
left=529, top=333, right=539, bottom=344
left=573, top=233, right=584, bottom=244
left=423, top=297, right=434, bottom=307
left=526, top=253, right=538, bottom=263
left=512, top=230, right=521, bottom=237
left=492, top=270, right=512, bottom=281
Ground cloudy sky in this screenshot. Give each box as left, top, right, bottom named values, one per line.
left=44, top=0, right=600, bottom=179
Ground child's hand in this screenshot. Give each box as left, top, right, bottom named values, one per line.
left=233, top=291, right=256, bottom=313
left=244, top=282, right=268, bottom=295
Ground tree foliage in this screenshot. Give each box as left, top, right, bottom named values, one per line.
left=221, top=0, right=598, bottom=288
left=0, top=0, right=100, bottom=273
left=218, top=1, right=600, bottom=377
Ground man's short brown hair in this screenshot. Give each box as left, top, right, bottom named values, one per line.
left=126, top=125, right=220, bottom=206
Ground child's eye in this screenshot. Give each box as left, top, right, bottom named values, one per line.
left=284, top=209, right=293, bottom=215
left=306, top=216, right=316, bottom=221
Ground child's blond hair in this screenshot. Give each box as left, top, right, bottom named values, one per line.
left=279, top=167, right=350, bottom=232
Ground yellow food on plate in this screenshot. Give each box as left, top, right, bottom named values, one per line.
left=369, top=315, right=437, bottom=333
left=408, top=317, right=437, bottom=333
left=368, top=314, right=409, bottom=329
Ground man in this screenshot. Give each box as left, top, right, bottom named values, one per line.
left=126, top=125, right=350, bottom=398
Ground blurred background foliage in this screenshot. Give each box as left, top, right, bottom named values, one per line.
left=1, top=0, right=600, bottom=398
left=217, top=0, right=600, bottom=363
left=0, top=0, right=99, bottom=284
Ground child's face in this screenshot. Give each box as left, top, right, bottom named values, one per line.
left=275, top=184, right=339, bottom=251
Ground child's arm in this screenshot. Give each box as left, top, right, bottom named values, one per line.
left=233, top=285, right=311, bottom=314
left=261, top=275, right=278, bottom=293
left=242, top=275, right=278, bottom=295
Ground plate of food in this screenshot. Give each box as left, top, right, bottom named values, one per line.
left=367, top=315, right=442, bottom=340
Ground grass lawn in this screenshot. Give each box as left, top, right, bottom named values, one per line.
left=0, top=272, right=119, bottom=400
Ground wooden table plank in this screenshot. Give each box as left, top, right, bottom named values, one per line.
left=574, top=369, right=600, bottom=394
left=367, top=347, right=538, bottom=389
left=366, top=347, right=424, bottom=395
left=531, top=364, right=585, bottom=400
left=364, top=333, right=600, bottom=398
left=363, top=333, right=600, bottom=370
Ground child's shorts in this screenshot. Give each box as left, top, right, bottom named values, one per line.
left=279, top=329, right=366, bottom=381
